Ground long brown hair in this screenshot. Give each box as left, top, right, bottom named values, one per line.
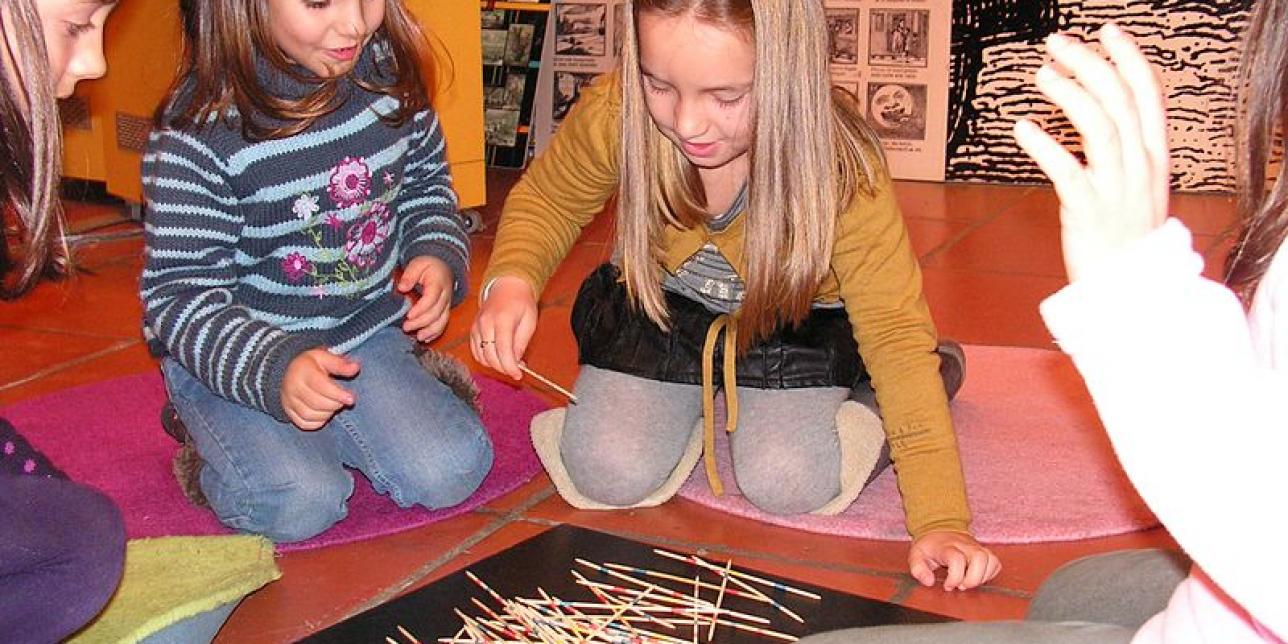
left=157, top=0, right=435, bottom=141
left=617, top=0, right=886, bottom=349
left=0, top=0, right=84, bottom=297
left=1226, top=0, right=1288, bottom=300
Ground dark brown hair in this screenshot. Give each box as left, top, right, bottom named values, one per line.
left=157, top=0, right=436, bottom=141
left=1226, top=0, right=1288, bottom=300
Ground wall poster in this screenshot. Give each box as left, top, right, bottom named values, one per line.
left=533, top=0, right=951, bottom=182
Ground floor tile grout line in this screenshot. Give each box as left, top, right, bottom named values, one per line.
left=0, top=338, right=141, bottom=393
left=887, top=577, right=921, bottom=604
left=319, top=487, right=558, bottom=631
left=0, top=323, right=140, bottom=342
left=917, top=191, right=1031, bottom=265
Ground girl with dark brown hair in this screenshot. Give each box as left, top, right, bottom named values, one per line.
left=142, top=0, right=492, bottom=543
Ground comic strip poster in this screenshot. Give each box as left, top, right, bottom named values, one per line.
left=531, top=0, right=625, bottom=156
left=827, top=0, right=950, bottom=181
left=533, top=0, right=949, bottom=181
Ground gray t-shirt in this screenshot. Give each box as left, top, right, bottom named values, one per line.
left=662, top=185, right=749, bottom=314
left=661, top=185, right=841, bottom=314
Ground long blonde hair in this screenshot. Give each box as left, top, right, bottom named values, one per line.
left=617, top=0, right=886, bottom=348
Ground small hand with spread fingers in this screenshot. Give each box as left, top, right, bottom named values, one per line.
left=1012, top=23, right=1171, bottom=283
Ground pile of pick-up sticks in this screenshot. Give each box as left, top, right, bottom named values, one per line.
left=385, top=547, right=821, bottom=643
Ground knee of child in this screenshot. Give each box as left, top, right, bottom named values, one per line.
left=737, top=465, right=838, bottom=515
left=563, top=449, right=671, bottom=507
left=393, top=422, right=494, bottom=509
left=249, top=470, right=351, bottom=543
left=63, top=484, right=127, bottom=603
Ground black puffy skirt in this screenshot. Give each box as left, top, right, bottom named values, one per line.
left=570, top=264, right=869, bottom=390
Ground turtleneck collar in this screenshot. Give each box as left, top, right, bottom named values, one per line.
left=254, top=39, right=388, bottom=101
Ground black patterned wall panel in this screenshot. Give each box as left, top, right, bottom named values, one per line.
left=947, top=0, right=1253, bottom=191
left=115, top=112, right=152, bottom=153
left=59, top=96, right=92, bottom=131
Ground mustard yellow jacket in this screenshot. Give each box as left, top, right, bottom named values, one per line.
left=485, top=75, right=971, bottom=539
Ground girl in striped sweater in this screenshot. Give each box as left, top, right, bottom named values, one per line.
left=141, top=0, right=492, bottom=543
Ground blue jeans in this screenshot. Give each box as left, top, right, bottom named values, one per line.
left=162, top=327, right=493, bottom=543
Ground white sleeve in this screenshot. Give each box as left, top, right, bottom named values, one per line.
left=1041, top=219, right=1288, bottom=638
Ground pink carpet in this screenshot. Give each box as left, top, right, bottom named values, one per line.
left=678, top=345, right=1159, bottom=543
left=1, top=372, right=546, bottom=552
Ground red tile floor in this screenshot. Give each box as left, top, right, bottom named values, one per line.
left=0, top=172, right=1237, bottom=641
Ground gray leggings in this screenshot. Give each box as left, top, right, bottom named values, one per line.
left=559, top=365, right=849, bottom=513
left=798, top=549, right=1191, bottom=643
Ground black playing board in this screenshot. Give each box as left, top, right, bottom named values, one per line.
left=305, top=524, right=949, bottom=642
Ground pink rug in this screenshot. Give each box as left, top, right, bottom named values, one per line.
left=1, top=372, right=546, bottom=552
left=678, top=345, right=1159, bottom=543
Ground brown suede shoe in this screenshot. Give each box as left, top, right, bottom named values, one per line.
left=937, top=338, right=967, bottom=402
left=160, top=400, right=189, bottom=444
left=849, top=338, right=967, bottom=410
left=173, top=441, right=209, bottom=508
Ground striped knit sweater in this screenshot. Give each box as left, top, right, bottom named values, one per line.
left=140, top=52, right=469, bottom=423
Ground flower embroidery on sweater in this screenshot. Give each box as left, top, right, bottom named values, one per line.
left=328, top=157, right=372, bottom=207
left=281, top=156, right=400, bottom=295
left=292, top=193, right=320, bottom=220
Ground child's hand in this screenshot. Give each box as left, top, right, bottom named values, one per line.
left=398, top=256, right=454, bottom=343
left=470, top=276, right=538, bottom=381
left=281, top=348, right=360, bottom=431
left=1012, top=23, right=1170, bottom=283
left=908, top=531, right=1002, bottom=591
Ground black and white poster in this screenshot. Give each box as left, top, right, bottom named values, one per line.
left=827, top=0, right=951, bottom=181
left=532, top=0, right=625, bottom=156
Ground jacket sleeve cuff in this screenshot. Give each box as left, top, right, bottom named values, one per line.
left=908, top=520, right=974, bottom=542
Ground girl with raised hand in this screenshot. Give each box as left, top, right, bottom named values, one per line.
left=803, top=6, right=1288, bottom=643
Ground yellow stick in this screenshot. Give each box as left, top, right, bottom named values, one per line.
left=706, top=559, right=733, bottom=641
left=520, top=364, right=579, bottom=404
left=706, top=618, right=797, bottom=642
left=396, top=625, right=422, bottom=644
left=465, top=570, right=507, bottom=607
left=573, top=577, right=770, bottom=625
left=682, top=557, right=806, bottom=624
left=577, top=560, right=772, bottom=624
left=692, top=573, right=701, bottom=644
left=653, top=548, right=822, bottom=600
left=602, top=561, right=786, bottom=608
